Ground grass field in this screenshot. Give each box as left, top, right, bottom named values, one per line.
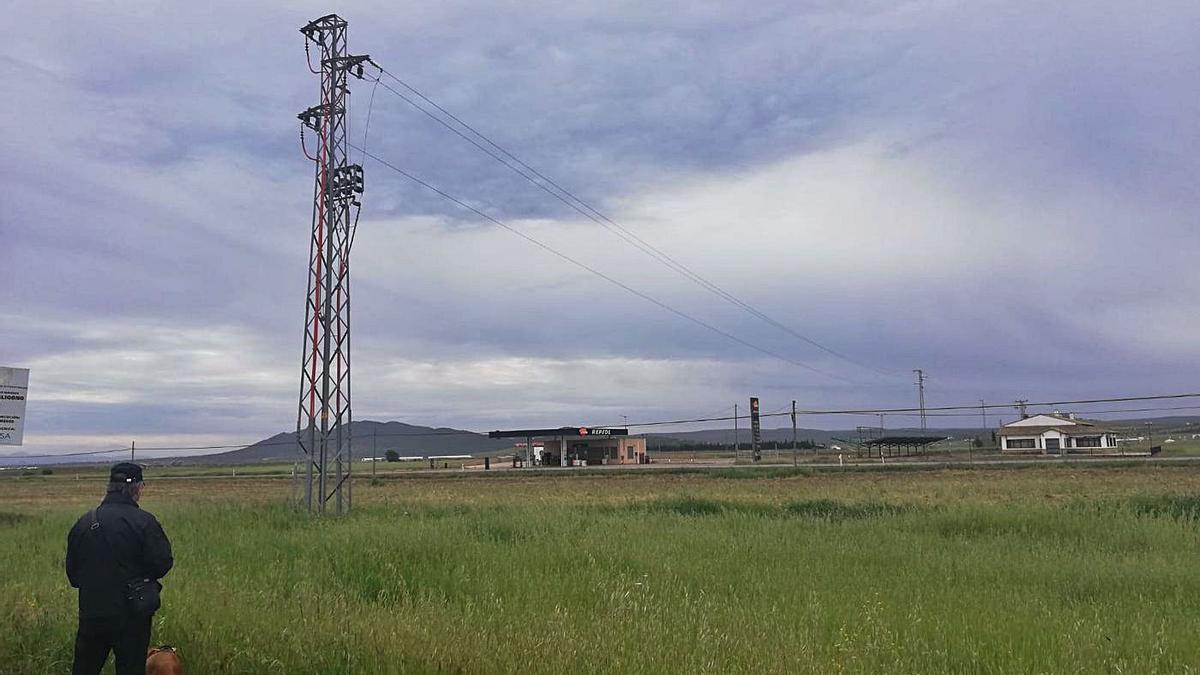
left=3, top=464, right=1200, bottom=673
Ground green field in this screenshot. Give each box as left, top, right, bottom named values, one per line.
left=3, top=465, right=1200, bottom=673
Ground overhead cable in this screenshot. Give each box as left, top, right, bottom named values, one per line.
left=619, top=393, right=1200, bottom=426
left=787, top=393, right=1200, bottom=416
left=364, top=62, right=894, bottom=379
left=8, top=394, right=1199, bottom=462
left=351, top=142, right=848, bottom=381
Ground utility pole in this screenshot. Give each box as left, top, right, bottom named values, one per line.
left=791, top=400, right=798, bottom=467
left=733, top=404, right=739, bottom=461
left=914, top=369, right=927, bottom=431
left=294, top=14, right=369, bottom=515
left=371, top=424, right=377, bottom=481
left=130, top=440, right=135, bottom=463
left=979, top=399, right=988, bottom=451
left=1014, top=399, right=1029, bottom=419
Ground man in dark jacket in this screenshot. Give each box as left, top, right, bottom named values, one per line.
left=66, top=462, right=173, bottom=675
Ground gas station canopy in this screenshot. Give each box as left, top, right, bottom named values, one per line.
left=488, top=427, right=629, bottom=439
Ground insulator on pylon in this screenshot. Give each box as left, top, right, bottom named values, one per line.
left=330, top=165, right=364, bottom=201
left=328, top=54, right=372, bottom=79
left=297, top=105, right=324, bottom=131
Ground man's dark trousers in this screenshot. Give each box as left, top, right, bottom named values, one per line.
left=72, top=614, right=151, bottom=675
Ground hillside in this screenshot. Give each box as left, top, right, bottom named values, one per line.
left=649, top=416, right=1200, bottom=449
left=647, top=425, right=982, bottom=448
left=16, top=414, right=1187, bottom=467
left=194, top=420, right=512, bottom=464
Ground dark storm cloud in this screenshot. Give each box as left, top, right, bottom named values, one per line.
left=3, top=1, right=1198, bottom=454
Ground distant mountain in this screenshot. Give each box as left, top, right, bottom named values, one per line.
left=648, top=415, right=1200, bottom=448
left=194, top=420, right=512, bottom=464
left=0, top=450, right=117, bottom=467
left=648, top=427, right=841, bottom=447
left=646, top=425, right=984, bottom=448
left=3, top=414, right=1194, bottom=467
left=1098, top=416, right=1200, bottom=434
left=0, top=451, right=44, bottom=469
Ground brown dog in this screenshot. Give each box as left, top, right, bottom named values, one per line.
left=146, top=645, right=183, bottom=675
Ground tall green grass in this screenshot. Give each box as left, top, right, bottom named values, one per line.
left=2, top=479, right=1200, bottom=673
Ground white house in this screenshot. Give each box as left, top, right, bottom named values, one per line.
left=997, top=413, right=1118, bottom=453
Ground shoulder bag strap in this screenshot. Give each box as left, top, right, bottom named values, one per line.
left=88, top=505, right=134, bottom=580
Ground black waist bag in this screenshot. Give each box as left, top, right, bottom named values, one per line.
left=125, top=577, right=162, bottom=616
left=89, top=508, right=163, bottom=616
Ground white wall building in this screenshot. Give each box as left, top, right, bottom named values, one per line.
left=997, top=414, right=1118, bottom=453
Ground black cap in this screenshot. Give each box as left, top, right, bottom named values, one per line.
left=109, top=462, right=144, bottom=484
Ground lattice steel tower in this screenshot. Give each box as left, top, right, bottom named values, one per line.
left=295, top=14, right=368, bottom=514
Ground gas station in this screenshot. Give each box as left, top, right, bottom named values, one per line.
left=487, top=426, right=648, bottom=467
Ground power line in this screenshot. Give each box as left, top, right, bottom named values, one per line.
left=351, top=142, right=851, bottom=381
left=621, top=393, right=1200, bottom=427
left=3, top=447, right=133, bottom=460
left=8, top=394, right=1200, bottom=462
left=1052, top=404, right=1200, bottom=416
left=914, top=369, right=927, bottom=430
left=790, top=393, right=1200, bottom=416
left=754, top=404, right=1200, bottom=420
left=363, top=62, right=895, bottom=379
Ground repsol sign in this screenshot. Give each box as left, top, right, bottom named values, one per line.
left=577, top=427, right=628, bottom=437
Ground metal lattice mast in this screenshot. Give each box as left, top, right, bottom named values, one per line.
left=295, top=14, right=368, bottom=514
left=914, top=369, right=927, bottom=431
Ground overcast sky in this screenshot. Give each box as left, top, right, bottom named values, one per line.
left=3, top=1, right=1198, bottom=457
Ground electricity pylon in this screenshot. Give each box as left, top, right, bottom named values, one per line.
left=295, top=14, right=369, bottom=514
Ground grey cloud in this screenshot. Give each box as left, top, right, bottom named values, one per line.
left=3, top=1, right=1198, bottom=454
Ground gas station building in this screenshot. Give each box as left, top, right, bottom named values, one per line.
left=488, top=426, right=647, bottom=467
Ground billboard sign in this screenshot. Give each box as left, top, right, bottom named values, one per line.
left=0, top=367, right=29, bottom=446
left=750, top=396, right=762, bottom=462
left=578, top=427, right=627, bottom=437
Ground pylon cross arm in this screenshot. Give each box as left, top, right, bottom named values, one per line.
left=326, top=54, right=372, bottom=78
